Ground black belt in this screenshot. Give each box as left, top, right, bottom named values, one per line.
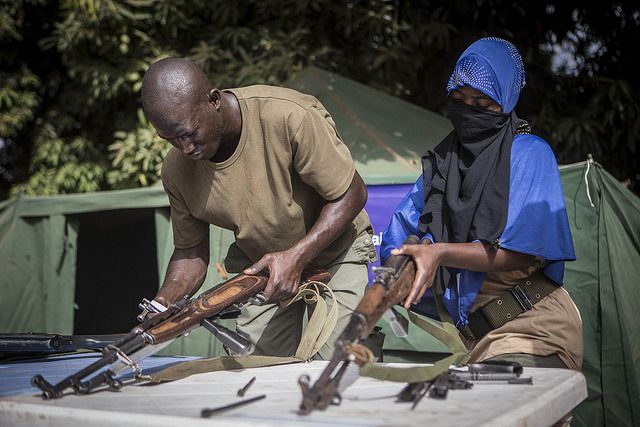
left=458, top=270, right=559, bottom=341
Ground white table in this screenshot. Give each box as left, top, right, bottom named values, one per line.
left=0, top=358, right=586, bottom=427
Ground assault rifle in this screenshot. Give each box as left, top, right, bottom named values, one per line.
left=0, top=333, right=125, bottom=360
left=298, top=235, right=420, bottom=414
left=31, top=266, right=330, bottom=399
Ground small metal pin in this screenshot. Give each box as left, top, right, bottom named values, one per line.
left=201, top=394, right=265, bottom=417
left=237, top=376, right=256, bottom=397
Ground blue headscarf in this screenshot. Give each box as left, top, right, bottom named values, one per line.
left=447, top=37, right=526, bottom=113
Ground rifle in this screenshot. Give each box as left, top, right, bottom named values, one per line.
left=298, top=235, right=420, bottom=414
left=31, top=266, right=330, bottom=399
left=0, top=333, right=126, bottom=360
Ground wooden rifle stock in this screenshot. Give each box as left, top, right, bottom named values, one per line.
left=147, top=265, right=331, bottom=344
left=145, top=274, right=268, bottom=344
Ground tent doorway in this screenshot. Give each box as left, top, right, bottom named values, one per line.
left=73, top=209, right=160, bottom=334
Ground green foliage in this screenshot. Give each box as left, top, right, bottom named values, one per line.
left=0, top=68, right=40, bottom=138
left=1, top=0, right=639, bottom=199
left=10, top=122, right=108, bottom=196
left=537, top=76, right=640, bottom=184
left=107, top=108, right=170, bottom=189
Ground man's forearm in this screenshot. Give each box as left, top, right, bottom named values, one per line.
left=156, top=238, right=210, bottom=306
left=290, top=171, right=368, bottom=265
left=156, top=264, right=207, bottom=305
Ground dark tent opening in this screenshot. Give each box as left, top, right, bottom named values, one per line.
left=73, top=209, right=159, bottom=335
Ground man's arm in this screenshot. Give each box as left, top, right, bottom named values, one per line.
left=244, top=170, right=367, bottom=302
left=155, top=235, right=210, bottom=307
left=391, top=242, right=536, bottom=309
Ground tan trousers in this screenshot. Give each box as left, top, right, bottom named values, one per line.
left=234, top=233, right=378, bottom=360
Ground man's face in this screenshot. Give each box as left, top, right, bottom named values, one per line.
left=449, top=86, right=502, bottom=112
left=151, top=99, right=224, bottom=161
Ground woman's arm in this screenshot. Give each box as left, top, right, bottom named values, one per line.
left=391, top=241, right=535, bottom=308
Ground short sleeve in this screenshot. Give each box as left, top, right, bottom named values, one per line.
left=290, top=106, right=356, bottom=201
left=161, top=150, right=210, bottom=249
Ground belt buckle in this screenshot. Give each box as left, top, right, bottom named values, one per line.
left=509, top=285, right=533, bottom=311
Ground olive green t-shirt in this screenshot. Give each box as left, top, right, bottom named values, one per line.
left=161, top=85, right=372, bottom=266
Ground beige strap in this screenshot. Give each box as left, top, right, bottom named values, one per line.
left=280, top=280, right=338, bottom=360
left=359, top=294, right=470, bottom=383
left=360, top=351, right=467, bottom=383
left=141, top=355, right=301, bottom=383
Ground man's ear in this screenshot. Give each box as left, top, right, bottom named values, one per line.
left=208, top=88, right=222, bottom=110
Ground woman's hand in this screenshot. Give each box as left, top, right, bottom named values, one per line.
left=390, top=241, right=439, bottom=309
left=390, top=240, right=537, bottom=309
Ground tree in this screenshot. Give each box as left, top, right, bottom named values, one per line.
left=1, top=0, right=638, bottom=199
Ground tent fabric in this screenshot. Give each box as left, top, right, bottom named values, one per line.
left=287, top=66, right=453, bottom=185
left=0, top=67, right=638, bottom=426
left=0, top=202, right=77, bottom=333
left=559, top=160, right=640, bottom=427
left=0, top=187, right=237, bottom=358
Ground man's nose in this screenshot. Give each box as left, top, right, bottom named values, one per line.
left=178, top=137, right=195, bottom=155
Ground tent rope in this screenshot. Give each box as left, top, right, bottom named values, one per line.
left=584, top=154, right=595, bottom=208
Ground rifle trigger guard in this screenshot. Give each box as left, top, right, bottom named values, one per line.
left=248, top=292, right=269, bottom=306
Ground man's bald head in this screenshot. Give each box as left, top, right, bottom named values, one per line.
left=141, top=58, right=213, bottom=122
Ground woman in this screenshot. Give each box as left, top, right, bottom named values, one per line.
left=381, top=37, right=583, bottom=371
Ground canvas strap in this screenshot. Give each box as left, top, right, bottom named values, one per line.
left=457, top=269, right=558, bottom=341
left=280, top=280, right=338, bottom=361
left=360, top=288, right=470, bottom=383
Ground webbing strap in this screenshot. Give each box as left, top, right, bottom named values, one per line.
left=359, top=288, right=470, bottom=383
left=142, top=355, right=301, bottom=383
left=280, top=281, right=338, bottom=361
left=360, top=351, right=467, bottom=383
left=406, top=311, right=467, bottom=355
left=457, top=270, right=558, bottom=340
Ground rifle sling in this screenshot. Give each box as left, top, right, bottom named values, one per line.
left=360, top=283, right=471, bottom=383
left=280, top=281, right=338, bottom=361
left=141, top=355, right=302, bottom=383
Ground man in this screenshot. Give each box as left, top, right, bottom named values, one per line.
left=141, top=58, right=377, bottom=360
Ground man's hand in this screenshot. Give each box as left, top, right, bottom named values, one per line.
left=242, top=171, right=368, bottom=302
left=243, top=249, right=305, bottom=302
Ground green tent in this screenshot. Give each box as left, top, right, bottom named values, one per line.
left=287, top=66, right=453, bottom=184
left=0, top=67, right=638, bottom=426
left=559, top=159, right=640, bottom=427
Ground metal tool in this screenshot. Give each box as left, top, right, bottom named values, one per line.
left=201, top=394, right=266, bottom=417
left=237, top=376, right=256, bottom=397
